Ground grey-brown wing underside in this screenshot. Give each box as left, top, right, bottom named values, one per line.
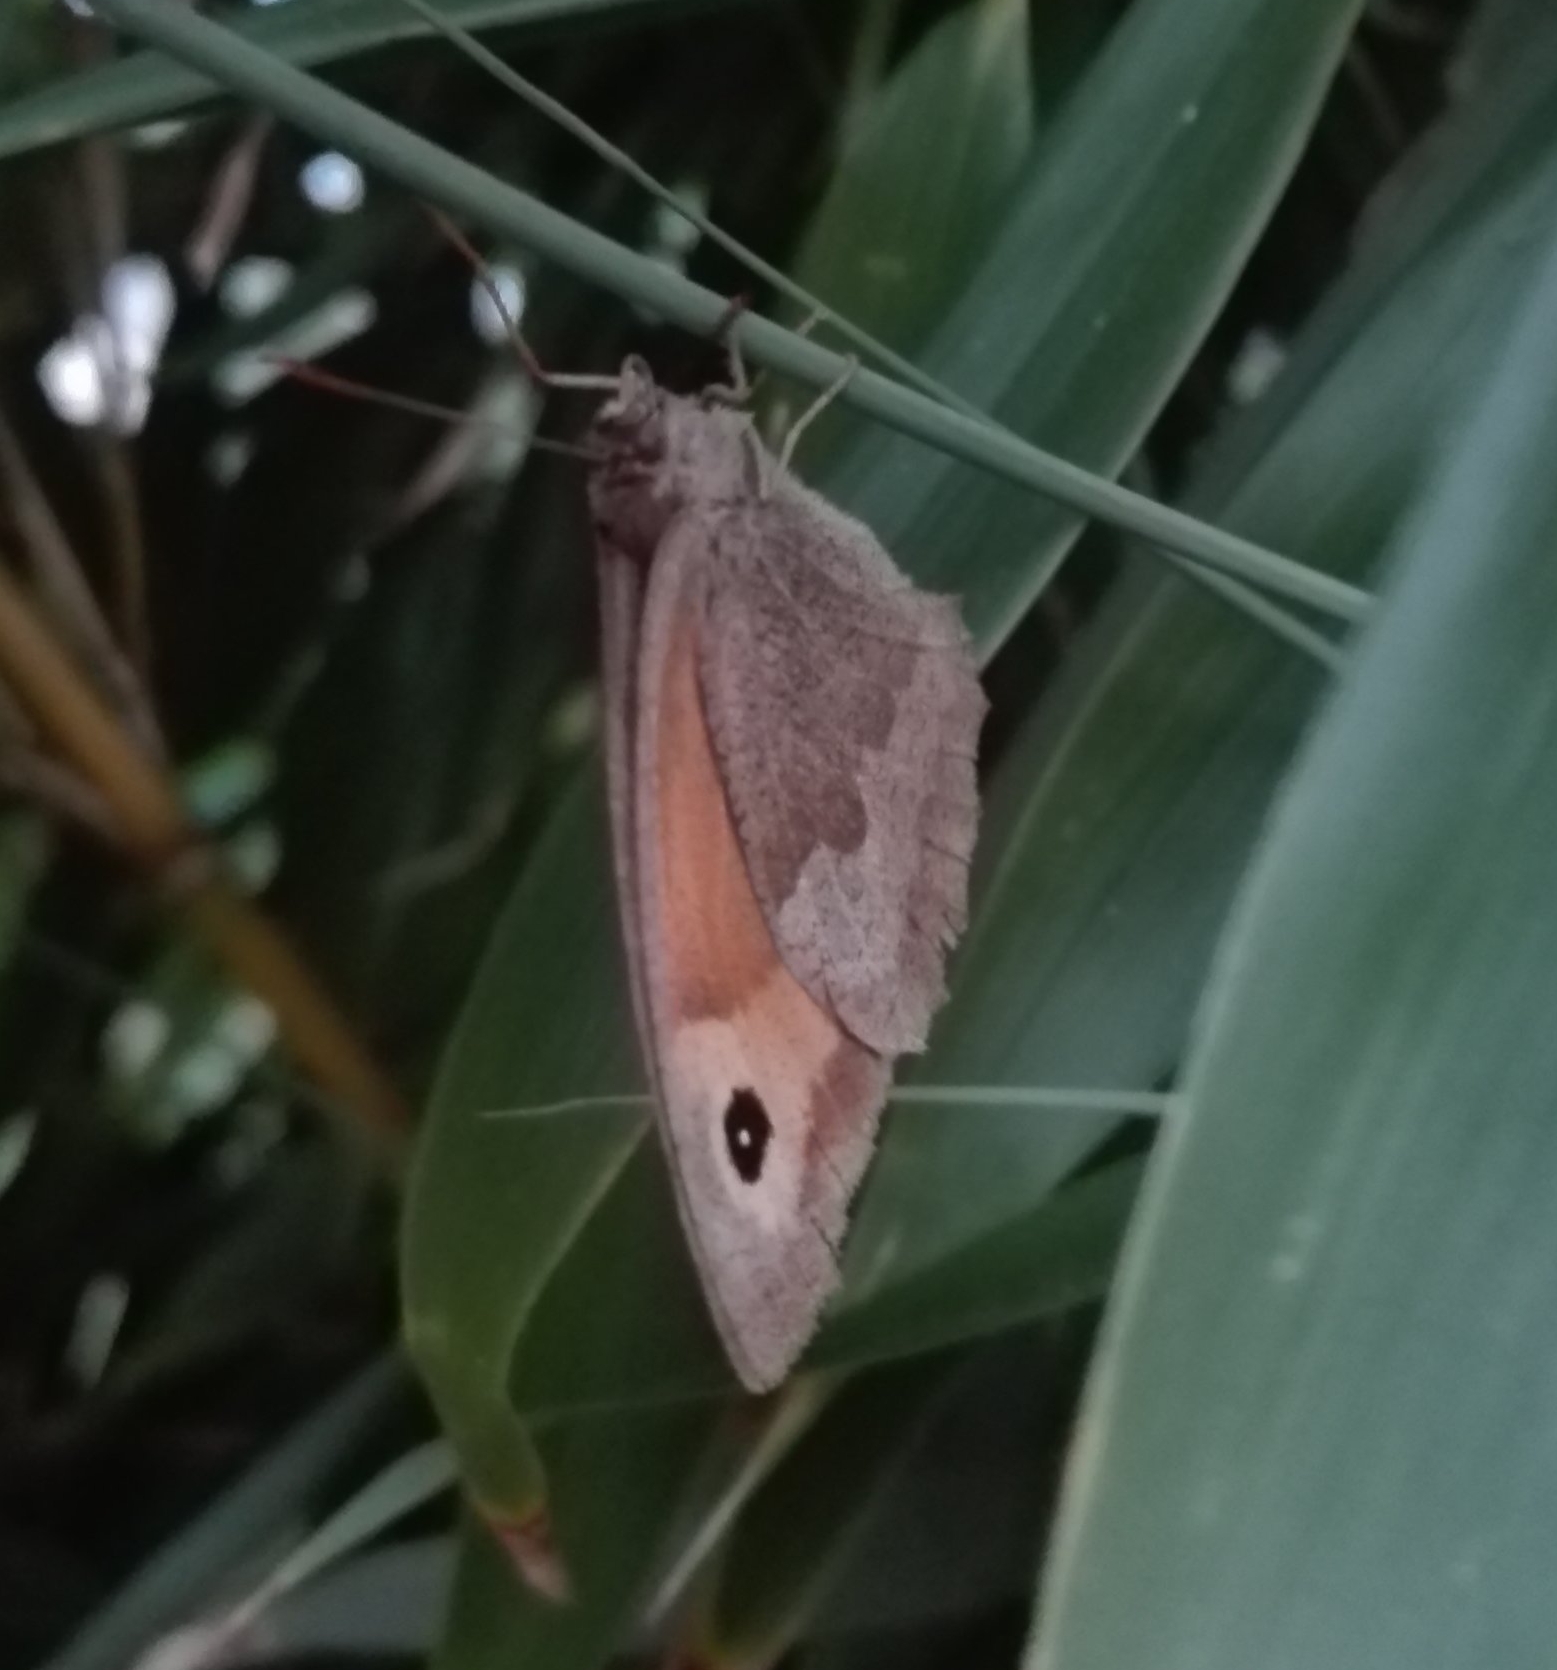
left=698, top=487, right=986, bottom=1057
left=595, top=535, right=654, bottom=1056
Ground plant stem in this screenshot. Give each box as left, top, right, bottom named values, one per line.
left=0, top=554, right=408, bottom=1157
left=89, top=0, right=1372, bottom=628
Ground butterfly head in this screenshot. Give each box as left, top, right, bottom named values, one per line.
left=586, top=357, right=760, bottom=564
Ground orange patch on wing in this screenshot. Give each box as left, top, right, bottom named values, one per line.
left=805, top=1039, right=882, bottom=1163
left=654, top=611, right=788, bottom=1024
left=651, top=607, right=885, bottom=1205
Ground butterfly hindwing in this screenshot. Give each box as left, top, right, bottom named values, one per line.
left=698, top=486, right=985, bottom=1057
left=629, top=511, right=889, bottom=1391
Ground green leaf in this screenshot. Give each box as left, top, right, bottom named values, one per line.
left=683, top=1169, right=1135, bottom=1670
left=0, top=0, right=760, bottom=160
left=41, top=1357, right=406, bottom=1670
left=401, top=787, right=644, bottom=1516
left=146, top=1441, right=457, bottom=1660
left=433, top=1407, right=736, bottom=1670
left=0, top=814, right=49, bottom=974
left=1196, top=5, right=1557, bottom=498
left=812, top=1158, right=1139, bottom=1374
left=1025, top=210, right=1557, bottom=1670
left=0, top=0, right=68, bottom=102
left=274, top=451, right=586, bottom=1034
left=806, top=1334, right=1076, bottom=1645
left=1456, top=0, right=1552, bottom=95
left=782, top=0, right=1033, bottom=388
left=911, top=62, right=1557, bottom=1281
left=829, top=0, right=1368, bottom=646
left=698, top=1360, right=956, bottom=1670
left=270, top=1439, right=456, bottom=1593
left=510, top=1145, right=1137, bottom=1412
left=762, top=0, right=1036, bottom=465
left=253, top=1536, right=451, bottom=1658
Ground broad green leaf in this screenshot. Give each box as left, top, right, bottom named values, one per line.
left=0, top=0, right=762, bottom=160
left=511, top=1147, right=1138, bottom=1411
left=401, top=787, right=643, bottom=1517
left=829, top=0, right=1368, bottom=647
left=805, top=1334, right=1078, bottom=1646
left=434, top=1406, right=718, bottom=1670
left=1197, top=6, right=1557, bottom=498
left=783, top=0, right=1033, bottom=387
left=696, top=1360, right=956, bottom=1670
left=688, top=1170, right=1135, bottom=1668
left=890, top=70, right=1557, bottom=1304
left=1457, top=0, right=1550, bottom=95
left=275, top=450, right=586, bottom=1035
left=1025, top=204, right=1557, bottom=1670
left=812, top=1158, right=1138, bottom=1374
left=1027, top=0, right=1119, bottom=126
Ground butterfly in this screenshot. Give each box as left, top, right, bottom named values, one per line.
left=587, top=358, right=985, bottom=1391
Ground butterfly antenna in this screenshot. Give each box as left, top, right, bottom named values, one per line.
left=424, top=204, right=618, bottom=394
left=396, top=0, right=1342, bottom=667
left=393, top=0, right=976, bottom=411
left=265, top=355, right=600, bottom=462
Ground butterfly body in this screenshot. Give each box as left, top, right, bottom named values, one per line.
left=587, top=357, right=984, bottom=1390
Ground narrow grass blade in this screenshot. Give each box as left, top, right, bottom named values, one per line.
left=86, top=0, right=1367, bottom=624
left=0, top=0, right=756, bottom=159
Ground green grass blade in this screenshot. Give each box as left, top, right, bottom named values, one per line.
left=698, top=1361, right=957, bottom=1669
left=775, top=0, right=1032, bottom=406
left=42, top=1357, right=406, bottom=1670
left=395, top=0, right=1030, bottom=427
left=0, top=0, right=754, bottom=159
left=813, top=1160, right=1140, bottom=1376
left=85, top=0, right=1367, bottom=624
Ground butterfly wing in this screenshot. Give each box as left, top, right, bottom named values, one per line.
left=698, top=486, right=986, bottom=1059
left=630, top=511, right=889, bottom=1392
left=595, top=526, right=662, bottom=1067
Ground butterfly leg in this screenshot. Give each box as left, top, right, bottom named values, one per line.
left=778, top=356, right=860, bottom=471
left=709, top=300, right=832, bottom=409
left=703, top=293, right=756, bottom=405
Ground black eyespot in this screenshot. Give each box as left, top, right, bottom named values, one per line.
left=723, top=1089, right=771, bottom=1184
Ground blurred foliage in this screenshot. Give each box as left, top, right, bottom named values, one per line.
left=7, top=2, right=1557, bottom=1670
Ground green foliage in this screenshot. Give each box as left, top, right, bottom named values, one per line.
left=1028, top=160, right=1557, bottom=1670
left=5, top=3, right=1557, bottom=1670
